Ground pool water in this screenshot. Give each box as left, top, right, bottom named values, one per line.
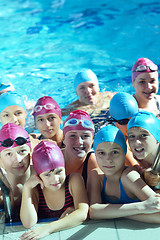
left=1, top=0, right=160, bottom=110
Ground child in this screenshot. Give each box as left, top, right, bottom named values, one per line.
left=20, top=141, right=89, bottom=240
left=132, top=58, right=160, bottom=118
left=127, top=110, right=160, bottom=188
left=62, top=110, right=98, bottom=185
left=0, top=123, right=32, bottom=221
left=31, top=96, right=63, bottom=147
left=88, top=125, right=160, bottom=223
left=0, top=91, right=27, bottom=129
left=0, top=91, right=40, bottom=150
left=109, top=92, right=140, bottom=167
left=61, top=69, right=114, bottom=132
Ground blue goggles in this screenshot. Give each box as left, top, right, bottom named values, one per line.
left=63, top=118, right=94, bottom=130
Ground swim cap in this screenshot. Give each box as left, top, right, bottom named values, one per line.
left=93, top=125, right=127, bottom=155
left=132, top=58, right=158, bottom=82
left=0, top=123, right=31, bottom=152
left=63, top=110, right=94, bottom=136
left=74, top=69, right=99, bottom=91
left=127, top=111, right=160, bottom=142
left=32, top=96, right=62, bottom=119
left=32, top=141, right=65, bottom=175
left=0, top=91, right=26, bottom=113
left=110, top=92, right=138, bottom=120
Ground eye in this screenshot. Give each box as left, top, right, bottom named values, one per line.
left=128, top=134, right=135, bottom=140
left=150, top=79, right=156, bottom=84
left=37, top=118, right=43, bottom=122
left=19, top=149, right=28, bottom=154
left=79, top=86, right=85, bottom=90
left=55, top=169, right=62, bottom=174
left=82, top=134, right=90, bottom=138
left=3, top=113, right=9, bottom=118
left=45, top=173, right=50, bottom=177
left=139, top=80, right=145, bottom=84
left=112, top=150, right=119, bottom=155
left=69, top=134, right=76, bottom=138
left=49, top=116, right=55, bottom=121
left=6, top=152, right=12, bottom=157
left=16, top=111, right=23, bottom=116
left=97, top=151, right=105, bottom=156
left=140, top=133, right=148, bottom=138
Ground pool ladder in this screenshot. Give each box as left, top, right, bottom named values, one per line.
left=151, top=144, right=160, bottom=174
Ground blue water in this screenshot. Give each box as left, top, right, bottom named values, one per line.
left=1, top=0, right=160, bottom=109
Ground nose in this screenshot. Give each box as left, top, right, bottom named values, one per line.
left=11, top=115, right=18, bottom=124
left=85, top=87, right=92, bottom=94
left=14, top=153, right=23, bottom=163
left=146, top=82, right=152, bottom=89
left=135, top=137, right=141, bottom=145
left=45, top=119, right=51, bottom=127
left=105, top=154, right=113, bottom=163
left=76, top=136, right=83, bottom=145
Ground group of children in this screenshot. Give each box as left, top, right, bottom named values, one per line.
left=0, top=57, right=160, bottom=239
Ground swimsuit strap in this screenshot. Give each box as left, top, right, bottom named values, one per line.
left=82, top=150, right=94, bottom=186
left=154, top=96, right=160, bottom=110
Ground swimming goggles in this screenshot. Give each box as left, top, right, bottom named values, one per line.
left=113, top=118, right=130, bottom=125
left=0, top=137, right=30, bottom=148
left=133, top=64, right=158, bottom=72
left=33, top=103, right=59, bottom=113
left=107, top=118, right=129, bottom=125
left=63, top=119, right=94, bottom=130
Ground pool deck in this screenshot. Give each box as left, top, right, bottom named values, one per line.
left=1, top=216, right=160, bottom=240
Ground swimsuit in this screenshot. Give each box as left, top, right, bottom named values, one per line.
left=154, top=96, right=160, bottom=118
left=82, top=151, right=94, bottom=186
left=37, top=175, right=74, bottom=219
left=101, top=176, right=139, bottom=204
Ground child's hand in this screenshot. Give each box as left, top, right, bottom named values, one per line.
left=140, top=195, right=160, bottom=214
left=24, top=175, right=44, bottom=190
left=144, top=168, right=160, bottom=186
left=20, top=225, right=50, bottom=240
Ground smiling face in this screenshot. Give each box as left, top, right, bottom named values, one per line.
left=63, top=130, right=93, bottom=158
left=132, top=71, right=159, bottom=104
left=128, top=127, right=159, bottom=165
left=0, top=105, right=26, bottom=128
left=35, top=113, right=62, bottom=139
left=76, top=80, right=100, bottom=105
left=96, top=142, right=125, bottom=176
left=0, top=145, right=30, bottom=176
left=39, top=167, right=65, bottom=190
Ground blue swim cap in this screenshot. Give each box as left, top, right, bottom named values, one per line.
left=0, top=91, right=26, bottom=113
left=93, top=125, right=127, bottom=155
left=110, top=92, right=138, bottom=120
left=74, top=69, right=99, bottom=91
left=127, top=111, right=160, bottom=142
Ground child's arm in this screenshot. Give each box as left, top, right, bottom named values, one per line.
left=20, top=173, right=89, bottom=240
left=20, top=175, right=43, bottom=228
left=88, top=169, right=160, bottom=222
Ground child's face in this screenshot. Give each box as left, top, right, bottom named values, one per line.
left=132, top=71, right=159, bottom=101
left=0, top=145, right=30, bottom=176
left=63, top=130, right=93, bottom=158
left=128, top=127, right=158, bottom=164
left=96, top=142, right=125, bottom=176
left=40, top=167, right=65, bottom=190
left=35, top=113, right=62, bottom=139
left=0, top=105, right=26, bottom=128
left=76, top=80, right=100, bottom=105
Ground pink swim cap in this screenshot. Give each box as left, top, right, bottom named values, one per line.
left=32, top=96, right=62, bottom=119
left=32, top=141, right=65, bottom=175
left=132, top=58, right=158, bottom=82
left=0, top=123, right=31, bottom=152
left=63, top=110, right=94, bottom=136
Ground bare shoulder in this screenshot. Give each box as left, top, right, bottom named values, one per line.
left=102, top=91, right=116, bottom=99
left=61, top=100, right=80, bottom=116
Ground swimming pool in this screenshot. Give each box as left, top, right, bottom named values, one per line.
left=1, top=0, right=160, bottom=110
